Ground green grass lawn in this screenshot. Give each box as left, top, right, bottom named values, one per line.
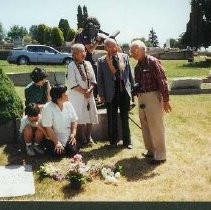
left=0, top=94, right=210, bottom=201
left=0, top=60, right=67, bottom=74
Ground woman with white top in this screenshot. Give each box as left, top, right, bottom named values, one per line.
left=67, top=43, right=98, bottom=146
left=41, top=84, right=78, bottom=157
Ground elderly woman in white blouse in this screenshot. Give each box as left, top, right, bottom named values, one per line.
left=67, top=43, right=98, bottom=146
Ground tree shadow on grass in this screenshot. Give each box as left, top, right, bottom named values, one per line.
left=80, top=144, right=123, bottom=162
left=116, top=157, right=159, bottom=182
left=182, top=60, right=211, bottom=68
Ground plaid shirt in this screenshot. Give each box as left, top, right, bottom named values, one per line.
left=134, top=55, right=169, bottom=102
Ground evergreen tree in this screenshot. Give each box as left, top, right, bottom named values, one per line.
left=44, top=26, right=52, bottom=45
left=77, top=5, right=84, bottom=29
left=51, top=27, right=64, bottom=46
left=83, top=5, right=88, bottom=22
left=200, top=0, right=211, bottom=48
left=0, top=22, right=4, bottom=41
left=7, top=25, right=28, bottom=41
left=58, top=19, right=70, bottom=41
left=181, top=0, right=211, bottom=49
left=66, top=28, right=76, bottom=41
left=0, top=69, right=23, bottom=125
left=29, top=25, right=38, bottom=41
left=148, top=28, right=159, bottom=47
left=37, top=24, right=47, bottom=44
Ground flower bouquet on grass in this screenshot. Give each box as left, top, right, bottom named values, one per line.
left=66, top=154, right=90, bottom=190
left=37, top=163, right=65, bottom=181
left=101, top=164, right=123, bottom=185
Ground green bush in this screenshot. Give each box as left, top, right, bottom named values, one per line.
left=0, top=50, right=10, bottom=60
left=0, top=69, right=23, bottom=125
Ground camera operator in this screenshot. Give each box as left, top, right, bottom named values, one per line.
left=130, top=40, right=172, bottom=165
left=74, top=16, right=102, bottom=99
left=97, top=38, right=134, bottom=149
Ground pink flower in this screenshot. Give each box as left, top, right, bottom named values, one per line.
left=73, top=154, right=83, bottom=162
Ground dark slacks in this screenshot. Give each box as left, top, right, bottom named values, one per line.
left=106, top=90, right=131, bottom=146
left=42, top=139, right=79, bottom=158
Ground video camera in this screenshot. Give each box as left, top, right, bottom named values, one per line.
left=97, top=30, right=120, bottom=42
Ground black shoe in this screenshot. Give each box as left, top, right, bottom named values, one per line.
left=142, top=152, right=154, bottom=158
left=150, top=159, right=166, bottom=165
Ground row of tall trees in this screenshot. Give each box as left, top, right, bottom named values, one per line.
left=1, top=4, right=89, bottom=46
left=180, top=0, right=211, bottom=49
left=4, top=18, right=76, bottom=46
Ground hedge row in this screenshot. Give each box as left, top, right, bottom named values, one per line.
left=0, top=50, right=10, bottom=60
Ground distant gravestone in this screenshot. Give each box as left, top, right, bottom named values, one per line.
left=170, top=77, right=202, bottom=90
left=0, top=165, right=35, bottom=197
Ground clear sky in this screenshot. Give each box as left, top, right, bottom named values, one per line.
left=0, top=0, right=191, bottom=46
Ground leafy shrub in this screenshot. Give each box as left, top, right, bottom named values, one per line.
left=0, top=69, right=23, bottom=125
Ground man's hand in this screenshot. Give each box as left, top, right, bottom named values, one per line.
left=163, top=101, right=172, bottom=113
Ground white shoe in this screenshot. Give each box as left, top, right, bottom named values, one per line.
left=26, top=145, right=36, bottom=156
left=33, top=144, right=45, bottom=155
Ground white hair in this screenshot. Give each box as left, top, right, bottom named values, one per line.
left=71, top=43, right=85, bottom=54
left=130, top=40, right=147, bottom=52
left=104, top=38, right=117, bottom=47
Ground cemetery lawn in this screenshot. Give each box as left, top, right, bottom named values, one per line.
left=0, top=58, right=210, bottom=201
left=0, top=94, right=210, bottom=201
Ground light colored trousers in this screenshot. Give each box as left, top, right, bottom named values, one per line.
left=138, top=91, right=166, bottom=160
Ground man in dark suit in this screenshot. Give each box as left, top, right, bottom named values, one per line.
left=97, top=38, right=134, bottom=149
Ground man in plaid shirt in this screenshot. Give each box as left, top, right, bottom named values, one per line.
left=130, top=40, right=172, bottom=165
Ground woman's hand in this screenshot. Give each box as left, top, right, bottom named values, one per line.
left=68, top=134, right=76, bottom=145
left=54, top=141, right=65, bottom=154
left=84, top=88, right=92, bottom=98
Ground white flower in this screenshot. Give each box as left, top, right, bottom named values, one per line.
left=105, top=176, right=118, bottom=184
left=114, top=172, right=121, bottom=178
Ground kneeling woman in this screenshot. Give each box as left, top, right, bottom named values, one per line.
left=42, top=84, right=78, bottom=157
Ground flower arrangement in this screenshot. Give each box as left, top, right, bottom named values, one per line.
left=101, top=164, right=122, bottom=185
left=37, top=163, right=65, bottom=181
left=37, top=154, right=123, bottom=189
left=66, top=154, right=90, bottom=189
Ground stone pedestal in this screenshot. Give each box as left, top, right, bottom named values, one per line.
left=78, top=108, right=122, bottom=141
left=0, top=119, right=20, bottom=144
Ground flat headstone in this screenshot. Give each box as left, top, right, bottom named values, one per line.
left=170, top=77, right=202, bottom=90
left=0, top=165, right=35, bottom=197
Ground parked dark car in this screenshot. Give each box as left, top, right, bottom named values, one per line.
left=7, top=45, right=72, bottom=65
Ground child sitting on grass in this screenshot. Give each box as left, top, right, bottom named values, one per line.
left=20, top=103, right=47, bottom=156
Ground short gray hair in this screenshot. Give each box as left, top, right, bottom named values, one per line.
left=130, top=40, right=147, bottom=52
left=71, top=43, right=85, bottom=54
left=104, top=38, right=117, bottom=47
